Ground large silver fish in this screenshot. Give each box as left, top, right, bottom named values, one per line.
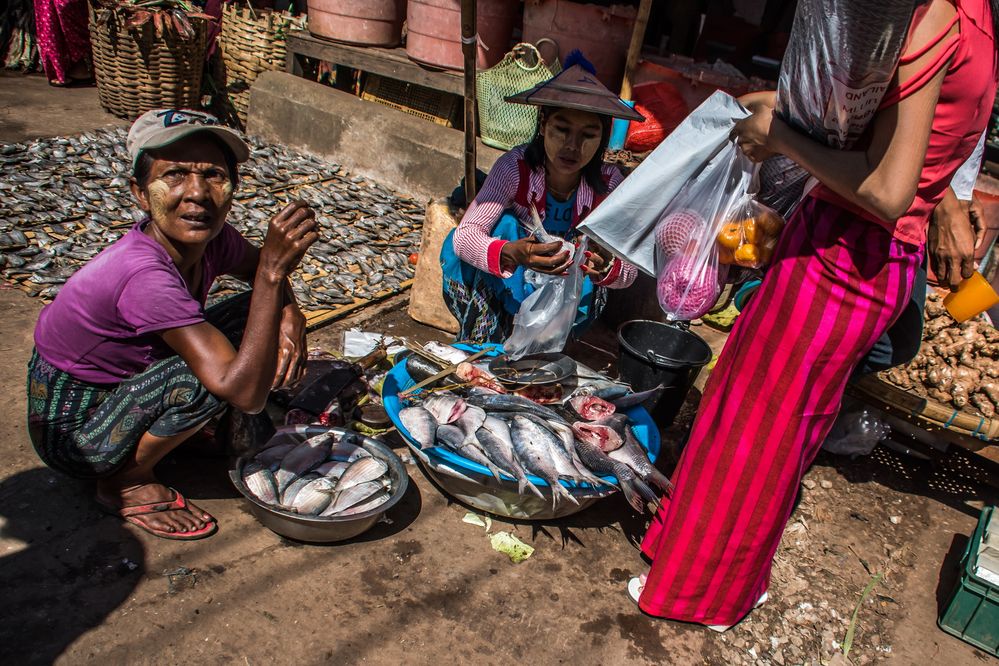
left=608, top=427, right=673, bottom=494
left=476, top=416, right=544, bottom=499
left=333, top=457, right=389, bottom=492
left=334, top=490, right=391, bottom=516
left=281, top=473, right=320, bottom=507
left=253, top=442, right=296, bottom=466
left=290, top=476, right=337, bottom=515
left=573, top=437, right=658, bottom=513
left=242, top=462, right=279, bottom=505
left=399, top=405, right=438, bottom=448
left=509, top=416, right=578, bottom=509
left=275, top=431, right=335, bottom=490
left=422, top=393, right=466, bottom=424
left=326, top=478, right=392, bottom=514
left=436, top=423, right=505, bottom=481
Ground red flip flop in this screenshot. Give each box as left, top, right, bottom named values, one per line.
left=98, top=488, right=218, bottom=541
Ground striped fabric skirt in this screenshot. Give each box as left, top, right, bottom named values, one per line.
left=638, top=197, right=922, bottom=626
left=26, top=293, right=250, bottom=479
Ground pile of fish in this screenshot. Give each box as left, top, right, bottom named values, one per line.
left=0, top=127, right=423, bottom=307
left=241, top=430, right=394, bottom=517
left=397, top=345, right=670, bottom=513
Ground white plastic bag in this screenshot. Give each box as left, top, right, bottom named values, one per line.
left=503, top=238, right=589, bottom=360
left=578, top=91, right=751, bottom=277
left=654, top=142, right=755, bottom=321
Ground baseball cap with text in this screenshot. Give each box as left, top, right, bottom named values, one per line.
left=126, top=109, right=250, bottom=170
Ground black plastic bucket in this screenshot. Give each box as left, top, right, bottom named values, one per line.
left=617, top=319, right=713, bottom=428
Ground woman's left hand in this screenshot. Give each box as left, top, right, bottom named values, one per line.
left=732, top=107, right=778, bottom=163
left=273, top=303, right=307, bottom=388
left=581, top=243, right=614, bottom=280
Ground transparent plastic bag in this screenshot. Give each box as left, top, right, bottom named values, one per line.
left=654, top=142, right=755, bottom=321
left=821, top=397, right=891, bottom=458
left=503, top=238, right=589, bottom=360
left=715, top=198, right=786, bottom=270
left=758, top=0, right=916, bottom=216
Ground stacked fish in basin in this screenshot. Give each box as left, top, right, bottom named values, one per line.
left=396, top=345, right=670, bottom=513
left=242, top=429, right=393, bottom=517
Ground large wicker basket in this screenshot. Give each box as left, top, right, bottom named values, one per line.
left=219, top=5, right=306, bottom=126
left=88, top=6, right=208, bottom=120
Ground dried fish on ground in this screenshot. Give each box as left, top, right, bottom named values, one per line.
left=0, top=127, right=424, bottom=309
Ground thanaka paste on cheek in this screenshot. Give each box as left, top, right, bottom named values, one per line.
left=146, top=179, right=171, bottom=222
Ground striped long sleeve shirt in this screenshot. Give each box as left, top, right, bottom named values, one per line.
left=451, top=146, right=637, bottom=289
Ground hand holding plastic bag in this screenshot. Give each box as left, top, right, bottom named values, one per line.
left=503, top=238, right=589, bottom=360
left=654, top=142, right=756, bottom=321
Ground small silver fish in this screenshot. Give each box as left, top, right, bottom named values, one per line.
left=242, top=462, right=279, bottom=505
left=325, top=478, right=391, bottom=514
left=290, top=477, right=337, bottom=515
left=333, top=457, right=388, bottom=492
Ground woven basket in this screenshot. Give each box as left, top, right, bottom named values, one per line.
left=848, top=374, right=999, bottom=442
left=476, top=41, right=560, bottom=151
left=220, top=5, right=306, bottom=126
left=88, top=6, right=208, bottom=120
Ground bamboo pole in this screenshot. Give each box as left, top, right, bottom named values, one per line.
left=620, top=0, right=653, bottom=101
left=460, top=0, right=478, bottom=202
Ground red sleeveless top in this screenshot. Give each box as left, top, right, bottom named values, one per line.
left=812, top=0, right=997, bottom=247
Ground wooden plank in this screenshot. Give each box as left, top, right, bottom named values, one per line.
left=286, top=32, right=464, bottom=96
left=304, top=279, right=414, bottom=331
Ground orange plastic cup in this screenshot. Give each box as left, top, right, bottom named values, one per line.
left=943, top=271, right=999, bottom=323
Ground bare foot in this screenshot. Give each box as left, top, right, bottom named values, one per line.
left=96, top=481, right=213, bottom=535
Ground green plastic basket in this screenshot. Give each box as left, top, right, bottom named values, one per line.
left=476, top=41, right=560, bottom=151
left=938, top=505, right=999, bottom=657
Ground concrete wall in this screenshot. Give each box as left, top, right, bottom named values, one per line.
left=247, top=71, right=503, bottom=201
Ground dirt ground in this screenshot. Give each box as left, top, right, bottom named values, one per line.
left=2, top=71, right=999, bottom=665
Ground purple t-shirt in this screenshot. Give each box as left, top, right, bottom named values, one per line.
left=34, top=220, right=251, bottom=385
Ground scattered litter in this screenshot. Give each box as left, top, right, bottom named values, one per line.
left=163, top=566, right=198, bottom=594
left=343, top=329, right=406, bottom=359
left=462, top=512, right=492, bottom=532
left=889, top=515, right=901, bottom=525
left=820, top=480, right=833, bottom=489
left=802, top=479, right=816, bottom=490
left=490, top=531, right=534, bottom=563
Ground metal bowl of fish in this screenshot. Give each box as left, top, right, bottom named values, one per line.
left=230, top=425, right=408, bottom=543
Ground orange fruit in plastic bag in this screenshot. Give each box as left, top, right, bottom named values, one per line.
left=717, top=222, right=742, bottom=250
left=742, top=218, right=762, bottom=245
left=757, top=209, right=785, bottom=236
left=718, top=245, right=735, bottom=265
left=734, top=243, right=760, bottom=266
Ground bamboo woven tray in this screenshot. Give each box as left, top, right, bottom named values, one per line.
left=848, top=374, right=999, bottom=443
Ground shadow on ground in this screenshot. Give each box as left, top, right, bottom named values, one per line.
left=0, top=467, right=145, bottom=664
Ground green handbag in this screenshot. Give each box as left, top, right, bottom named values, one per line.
left=476, top=40, right=561, bottom=151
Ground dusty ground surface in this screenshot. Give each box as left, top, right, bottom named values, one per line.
left=2, top=73, right=999, bottom=665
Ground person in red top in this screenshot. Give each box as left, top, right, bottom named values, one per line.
left=631, top=0, right=998, bottom=631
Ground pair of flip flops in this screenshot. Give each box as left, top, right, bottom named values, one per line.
left=98, top=487, right=217, bottom=540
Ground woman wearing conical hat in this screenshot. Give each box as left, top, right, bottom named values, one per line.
left=441, top=52, right=643, bottom=343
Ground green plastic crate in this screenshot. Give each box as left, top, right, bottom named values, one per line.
left=938, top=506, right=999, bottom=657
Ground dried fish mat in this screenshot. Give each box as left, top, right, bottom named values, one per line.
left=0, top=127, right=424, bottom=319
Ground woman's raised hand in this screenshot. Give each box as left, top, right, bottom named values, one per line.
left=260, top=200, right=319, bottom=279
left=500, top=234, right=572, bottom=274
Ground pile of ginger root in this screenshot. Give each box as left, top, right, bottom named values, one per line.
left=880, top=291, right=999, bottom=417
